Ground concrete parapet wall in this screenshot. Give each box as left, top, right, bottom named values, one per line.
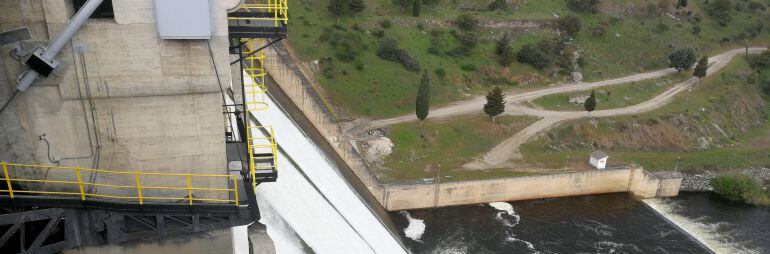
left=383, top=168, right=683, bottom=211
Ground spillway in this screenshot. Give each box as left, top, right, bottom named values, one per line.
left=243, top=74, right=407, bottom=253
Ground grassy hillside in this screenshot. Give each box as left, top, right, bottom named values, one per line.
left=520, top=57, right=770, bottom=172
left=288, top=0, right=770, bottom=118
left=378, top=115, right=537, bottom=182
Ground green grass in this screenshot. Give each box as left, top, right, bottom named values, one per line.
left=520, top=57, right=770, bottom=172
left=379, top=115, right=537, bottom=182
left=530, top=74, right=691, bottom=111
left=288, top=0, right=770, bottom=118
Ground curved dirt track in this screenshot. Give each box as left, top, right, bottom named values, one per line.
left=352, top=47, right=766, bottom=134
left=464, top=47, right=767, bottom=169
left=345, top=47, right=767, bottom=170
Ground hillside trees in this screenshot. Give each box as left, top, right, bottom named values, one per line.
left=412, top=0, right=421, bottom=17
left=707, top=0, right=733, bottom=26
left=565, top=0, right=600, bottom=13
left=416, top=71, right=431, bottom=125
left=667, top=47, right=697, bottom=72
left=517, top=37, right=573, bottom=71
left=327, top=0, right=366, bottom=20
left=483, top=86, right=506, bottom=122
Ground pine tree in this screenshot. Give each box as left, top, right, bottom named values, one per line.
left=328, top=0, right=347, bottom=22
left=693, top=56, right=708, bottom=86
left=416, top=71, right=431, bottom=125
left=483, top=86, right=506, bottom=123
left=412, top=0, right=421, bottom=17
left=584, top=90, right=596, bottom=117
left=348, top=0, right=366, bottom=19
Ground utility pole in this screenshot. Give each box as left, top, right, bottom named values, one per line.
left=674, top=156, right=681, bottom=173
left=434, top=164, right=440, bottom=208
left=563, top=155, right=570, bottom=172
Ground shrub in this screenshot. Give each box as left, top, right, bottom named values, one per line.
left=416, top=22, right=425, bottom=30
left=712, top=174, right=762, bottom=203
left=454, top=13, right=479, bottom=31
left=452, top=30, right=478, bottom=51
left=691, top=25, right=701, bottom=35
left=667, top=47, right=697, bottom=72
left=591, top=21, right=609, bottom=37
left=708, top=0, right=733, bottom=26
left=747, top=1, right=767, bottom=11
left=372, top=29, right=385, bottom=38
left=326, top=29, right=367, bottom=62
left=655, top=23, right=670, bottom=33
left=517, top=44, right=550, bottom=69
left=376, top=38, right=421, bottom=71
left=495, top=35, right=515, bottom=66
left=556, top=15, right=582, bottom=36
left=379, top=19, right=392, bottom=29
left=487, top=0, right=507, bottom=11
left=565, top=0, right=600, bottom=13
left=434, top=68, right=446, bottom=78
left=750, top=51, right=770, bottom=69
left=460, top=64, right=477, bottom=72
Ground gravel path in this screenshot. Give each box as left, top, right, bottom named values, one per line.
left=347, top=47, right=768, bottom=169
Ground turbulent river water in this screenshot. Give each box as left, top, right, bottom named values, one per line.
left=390, top=192, right=768, bottom=254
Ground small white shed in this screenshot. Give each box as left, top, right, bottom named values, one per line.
left=589, top=151, right=609, bottom=169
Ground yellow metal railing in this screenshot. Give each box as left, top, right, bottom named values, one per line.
left=0, top=162, right=240, bottom=206
left=242, top=38, right=269, bottom=111
left=229, top=0, right=289, bottom=27
left=246, top=125, right=278, bottom=189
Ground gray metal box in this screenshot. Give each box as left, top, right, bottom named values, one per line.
left=154, top=0, right=212, bottom=39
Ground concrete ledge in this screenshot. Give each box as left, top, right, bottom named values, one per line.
left=382, top=167, right=683, bottom=211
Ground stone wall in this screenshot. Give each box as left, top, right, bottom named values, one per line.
left=382, top=167, right=682, bottom=211
left=681, top=168, right=770, bottom=191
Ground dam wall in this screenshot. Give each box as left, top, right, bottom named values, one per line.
left=382, top=167, right=683, bottom=211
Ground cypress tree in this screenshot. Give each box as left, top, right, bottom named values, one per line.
left=416, top=71, right=431, bottom=125
left=412, top=0, right=421, bottom=17
left=483, top=86, right=506, bottom=123
left=584, top=90, right=596, bottom=117
left=693, top=56, right=708, bottom=85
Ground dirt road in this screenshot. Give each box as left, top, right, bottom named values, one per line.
left=346, top=47, right=767, bottom=170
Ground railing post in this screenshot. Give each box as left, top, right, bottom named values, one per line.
left=75, top=167, right=86, bottom=201
left=186, top=175, right=193, bottom=205
left=233, top=176, right=239, bottom=206
left=2, top=162, right=13, bottom=198
left=134, top=172, right=143, bottom=205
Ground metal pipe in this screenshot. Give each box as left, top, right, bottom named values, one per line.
left=16, top=0, right=105, bottom=91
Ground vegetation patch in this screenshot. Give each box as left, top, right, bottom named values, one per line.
left=288, top=0, right=769, bottom=118
left=712, top=174, right=770, bottom=205
left=379, top=115, right=537, bottom=182
left=521, top=57, right=770, bottom=172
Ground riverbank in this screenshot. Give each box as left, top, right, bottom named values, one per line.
left=680, top=168, right=770, bottom=192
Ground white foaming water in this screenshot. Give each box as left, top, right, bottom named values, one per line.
left=490, top=202, right=538, bottom=252
left=489, top=202, right=520, bottom=227
left=644, top=198, right=760, bottom=254
left=574, top=219, right=614, bottom=237
left=246, top=73, right=407, bottom=253
left=399, top=211, right=426, bottom=242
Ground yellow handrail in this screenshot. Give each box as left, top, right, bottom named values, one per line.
left=0, top=162, right=242, bottom=206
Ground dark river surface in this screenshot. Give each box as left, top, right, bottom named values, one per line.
left=390, top=192, right=768, bottom=254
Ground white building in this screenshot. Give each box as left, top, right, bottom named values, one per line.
left=589, top=150, right=609, bottom=169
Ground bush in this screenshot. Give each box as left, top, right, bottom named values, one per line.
left=667, top=47, right=697, bottom=72
left=452, top=30, right=478, bottom=53
left=708, top=0, right=733, bottom=26
left=565, top=0, right=600, bottom=13
left=556, top=15, right=582, bottom=36
left=712, top=174, right=763, bottom=203
left=751, top=51, right=770, bottom=69
left=691, top=25, right=701, bottom=35
left=326, top=29, right=367, bottom=62
left=495, top=35, right=515, bottom=66
left=454, top=13, right=479, bottom=31
left=487, top=0, right=507, bottom=11
left=591, top=21, right=609, bottom=37
left=460, top=64, right=477, bottom=72
left=517, top=44, right=550, bottom=69
left=434, top=68, right=446, bottom=78
left=379, top=19, right=392, bottom=29
left=655, top=23, right=670, bottom=33
left=372, top=29, right=385, bottom=38
left=747, top=1, right=767, bottom=11
left=376, top=38, right=420, bottom=71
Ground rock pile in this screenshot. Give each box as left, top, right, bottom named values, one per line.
left=680, top=168, right=770, bottom=191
